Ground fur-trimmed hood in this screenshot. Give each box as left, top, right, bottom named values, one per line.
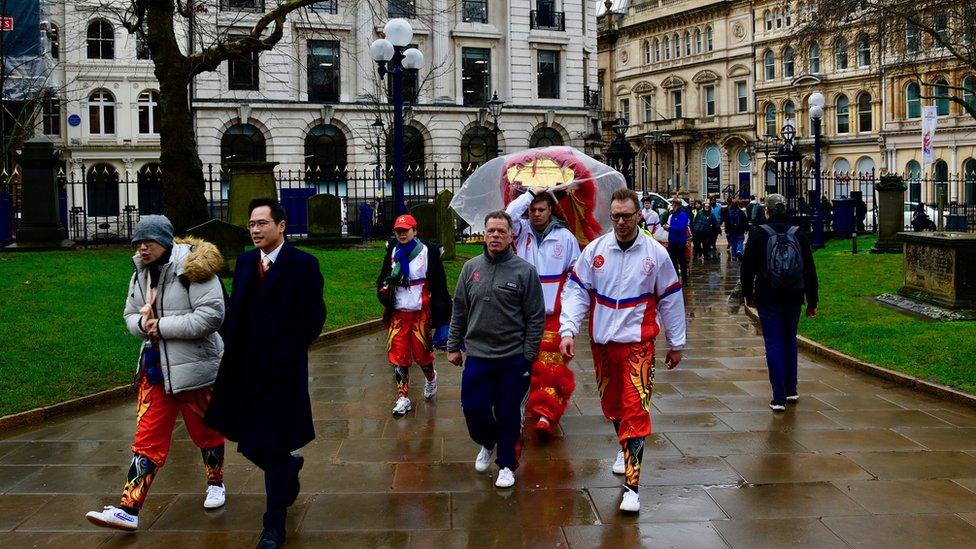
left=132, top=236, right=224, bottom=283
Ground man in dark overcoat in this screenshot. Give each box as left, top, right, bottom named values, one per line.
left=206, top=197, right=326, bottom=549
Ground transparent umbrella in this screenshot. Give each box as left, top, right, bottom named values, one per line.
left=450, top=146, right=628, bottom=246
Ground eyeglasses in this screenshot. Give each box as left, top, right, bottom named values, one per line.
left=609, top=211, right=638, bottom=221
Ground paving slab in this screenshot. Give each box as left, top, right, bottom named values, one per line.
left=2, top=254, right=975, bottom=545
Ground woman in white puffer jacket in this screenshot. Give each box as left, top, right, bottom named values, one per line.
left=86, top=215, right=228, bottom=532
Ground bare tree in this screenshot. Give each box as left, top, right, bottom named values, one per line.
left=795, top=1, right=976, bottom=120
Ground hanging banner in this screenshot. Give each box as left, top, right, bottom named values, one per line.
left=921, top=106, right=938, bottom=167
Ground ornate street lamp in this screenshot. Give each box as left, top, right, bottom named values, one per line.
left=486, top=91, right=505, bottom=156
left=370, top=116, right=385, bottom=182
left=369, top=19, right=426, bottom=216
left=606, top=117, right=637, bottom=189
left=808, top=91, right=825, bottom=249
left=643, top=129, right=671, bottom=194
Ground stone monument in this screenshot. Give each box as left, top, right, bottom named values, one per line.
left=305, top=193, right=360, bottom=247
left=877, top=232, right=976, bottom=320
left=7, top=140, right=73, bottom=250
left=227, top=161, right=277, bottom=228
left=871, top=174, right=907, bottom=254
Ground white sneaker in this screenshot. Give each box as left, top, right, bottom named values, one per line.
left=475, top=446, right=494, bottom=472
left=392, top=396, right=412, bottom=415
left=423, top=372, right=438, bottom=399
left=612, top=450, right=626, bottom=475
left=619, top=487, right=640, bottom=513
left=495, top=467, right=515, bottom=488
left=203, top=484, right=226, bottom=509
left=85, top=505, right=138, bottom=531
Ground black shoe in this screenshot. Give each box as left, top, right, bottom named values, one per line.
left=769, top=400, right=786, bottom=412
left=288, top=454, right=304, bottom=507
left=256, top=527, right=286, bottom=549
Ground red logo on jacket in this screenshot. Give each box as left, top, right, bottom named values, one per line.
left=472, top=271, right=481, bottom=282
left=593, top=255, right=605, bottom=270
left=553, top=243, right=564, bottom=259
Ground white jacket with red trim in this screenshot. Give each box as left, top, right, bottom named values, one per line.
left=559, top=230, right=686, bottom=349
left=506, top=191, right=582, bottom=315
left=393, top=243, right=430, bottom=311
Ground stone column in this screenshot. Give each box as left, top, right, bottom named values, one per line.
left=9, top=141, right=72, bottom=250
left=432, top=0, right=451, bottom=102
left=228, top=161, right=278, bottom=228
left=871, top=173, right=907, bottom=254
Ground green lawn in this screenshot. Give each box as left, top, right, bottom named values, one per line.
left=0, top=242, right=483, bottom=417
left=800, top=236, right=976, bottom=395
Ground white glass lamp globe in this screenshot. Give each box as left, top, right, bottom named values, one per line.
left=369, top=39, right=395, bottom=62
left=384, top=18, right=413, bottom=47
left=809, top=104, right=824, bottom=121
left=808, top=92, right=825, bottom=109
left=401, top=48, right=425, bottom=70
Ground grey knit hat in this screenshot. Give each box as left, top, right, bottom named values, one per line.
left=131, top=215, right=174, bottom=248
left=765, top=194, right=788, bottom=214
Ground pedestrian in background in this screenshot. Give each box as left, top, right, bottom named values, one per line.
left=664, top=198, right=690, bottom=283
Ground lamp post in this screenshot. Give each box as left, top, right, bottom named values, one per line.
left=808, top=91, right=825, bottom=249
left=369, top=19, right=425, bottom=216
left=370, top=116, right=385, bottom=184
left=643, top=129, right=671, bottom=194
left=486, top=91, right=505, bottom=157
left=607, top=116, right=637, bottom=189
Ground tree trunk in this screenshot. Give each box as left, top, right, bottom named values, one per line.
left=146, top=0, right=209, bottom=233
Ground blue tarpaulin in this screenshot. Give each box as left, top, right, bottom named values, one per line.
left=2, top=0, right=47, bottom=101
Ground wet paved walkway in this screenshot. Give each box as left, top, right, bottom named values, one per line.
left=3, top=257, right=976, bottom=548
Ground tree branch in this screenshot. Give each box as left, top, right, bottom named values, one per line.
left=188, top=0, right=326, bottom=76
left=122, top=0, right=148, bottom=34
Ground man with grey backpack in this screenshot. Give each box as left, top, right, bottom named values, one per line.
left=740, top=194, right=819, bottom=412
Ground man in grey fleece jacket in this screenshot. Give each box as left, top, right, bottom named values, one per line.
left=447, top=211, right=545, bottom=489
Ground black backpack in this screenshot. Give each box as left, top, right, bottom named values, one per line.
left=729, top=208, right=748, bottom=233
left=760, top=225, right=804, bottom=290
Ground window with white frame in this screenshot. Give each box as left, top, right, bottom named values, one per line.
left=857, top=35, right=870, bottom=67
left=808, top=42, right=820, bottom=73
left=619, top=98, right=630, bottom=123
left=836, top=95, right=850, bottom=133
left=706, top=26, right=713, bottom=50
left=671, top=90, right=682, bottom=118
left=87, top=20, right=114, bottom=59
left=642, top=95, right=653, bottom=122
left=704, top=85, right=715, bottom=116
left=137, top=90, right=160, bottom=134
left=736, top=81, right=748, bottom=113
left=695, top=29, right=702, bottom=54
left=783, top=46, right=794, bottom=78
left=834, top=38, right=848, bottom=70
left=764, top=50, right=775, bottom=80
left=88, top=90, right=115, bottom=135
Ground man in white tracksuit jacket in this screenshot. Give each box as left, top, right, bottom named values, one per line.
left=559, top=188, right=687, bottom=514
left=505, top=187, right=581, bottom=438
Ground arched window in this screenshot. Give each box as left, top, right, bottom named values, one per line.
left=906, top=160, right=922, bottom=203
left=764, top=50, right=775, bottom=81
left=642, top=40, right=651, bottom=65
left=963, top=158, right=976, bottom=205
left=705, top=26, right=713, bottom=50
left=808, top=42, right=820, bottom=73
left=530, top=127, right=563, bottom=148
left=784, top=100, right=795, bottom=125
left=386, top=125, right=425, bottom=170
left=964, top=76, right=976, bottom=110
left=305, top=124, right=347, bottom=193
left=784, top=7, right=792, bottom=26
left=138, top=163, right=163, bottom=215
left=934, top=159, right=949, bottom=202
left=775, top=9, right=782, bottom=29
left=783, top=46, right=794, bottom=78
left=857, top=93, right=872, bottom=132
left=684, top=32, right=691, bottom=56
left=86, top=20, right=114, bottom=59
left=764, top=10, right=773, bottom=31
left=934, top=78, right=950, bottom=116
left=673, top=34, right=680, bottom=58
left=664, top=36, right=670, bottom=60
left=88, top=90, right=115, bottom=135
left=857, top=35, right=870, bottom=67
left=221, top=123, right=266, bottom=164
left=653, top=38, right=660, bottom=62
left=695, top=29, right=702, bottom=53
left=86, top=163, right=119, bottom=217
left=856, top=156, right=875, bottom=178
left=137, top=90, right=159, bottom=135
left=834, top=37, right=848, bottom=70
left=906, top=82, right=921, bottom=119
left=833, top=158, right=851, bottom=198
left=764, top=103, right=777, bottom=136
left=460, top=126, right=498, bottom=179
left=836, top=95, right=850, bottom=134
left=906, top=24, right=921, bottom=54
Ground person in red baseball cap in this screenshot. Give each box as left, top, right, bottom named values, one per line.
left=375, top=213, right=452, bottom=415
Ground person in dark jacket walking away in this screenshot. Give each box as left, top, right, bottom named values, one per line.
left=376, top=214, right=452, bottom=415
left=740, top=194, right=819, bottom=412
left=692, top=200, right=718, bottom=260
left=86, top=216, right=227, bottom=532
left=205, top=198, right=326, bottom=549
left=664, top=198, right=690, bottom=282
left=447, top=211, right=545, bottom=490
left=725, top=199, right=749, bottom=261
